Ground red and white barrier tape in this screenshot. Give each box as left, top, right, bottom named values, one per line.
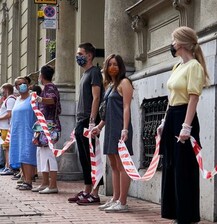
left=4, top=126, right=75, bottom=157
left=4, top=100, right=217, bottom=181
left=83, top=128, right=103, bottom=189
left=190, top=136, right=217, bottom=179
left=118, top=135, right=161, bottom=181
left=119, top=135, right=217, bottom=181
left=30, top=92, right=76, bottom=157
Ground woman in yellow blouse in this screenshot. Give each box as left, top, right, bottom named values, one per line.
left=158, top=26, right=209, bottom=224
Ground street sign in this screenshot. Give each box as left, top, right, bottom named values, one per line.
left=44, top=5, right=56, bottom=19
left=43, top=20, right=56, bottom=29
left=34, top=0, right=57, bottom=4
left=43, top=5, right=57, bottom=29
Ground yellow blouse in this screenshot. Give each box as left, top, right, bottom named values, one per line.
left=167, top=59, right=205, bottom=106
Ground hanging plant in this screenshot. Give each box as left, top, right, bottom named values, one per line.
left=46, top=39, right=56, bottom=54
left=46, top=39, right=56, bottom=59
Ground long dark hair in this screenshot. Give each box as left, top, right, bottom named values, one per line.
left=103, top=54, right=131, bottom=89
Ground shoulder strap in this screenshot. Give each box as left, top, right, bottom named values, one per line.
left=104, top=85, right=113, bottom=101
left=5, top=95, right=16, bottom=108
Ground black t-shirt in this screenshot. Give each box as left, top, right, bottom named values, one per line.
left=77, top=66, right=103, bottom=121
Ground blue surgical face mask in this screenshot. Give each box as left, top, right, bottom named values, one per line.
left=19, top=83, right=28, bottom=93
left=76, top=55, right=87, bottom=67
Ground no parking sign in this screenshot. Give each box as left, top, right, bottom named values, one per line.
left=44, top=5, right=56, bottom=19
left=43, top=5, right=57, bottom=29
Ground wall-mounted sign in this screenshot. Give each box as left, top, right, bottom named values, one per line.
left=37, top=10, right=44, bottom=19
left=43, top=20, right=56, bottom=29
left=42, top=5, right=57, bottom=29
left=34, top=0, right=57, bottom=4
left=44, top=5, right=56, bottom=19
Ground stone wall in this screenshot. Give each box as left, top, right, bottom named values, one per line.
left=121, top=0, right=217, bottom=221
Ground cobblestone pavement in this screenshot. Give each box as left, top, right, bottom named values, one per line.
left=0, top=175, right=215, bottom=224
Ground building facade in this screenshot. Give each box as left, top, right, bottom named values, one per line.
left=0, top=0, right=217, bottom=221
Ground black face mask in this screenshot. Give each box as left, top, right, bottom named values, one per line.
left=170, top=44, right=177, bottom=57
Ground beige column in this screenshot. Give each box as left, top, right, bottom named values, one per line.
left=11, top=1, right=21, bottom=82
left=55, top=1, right=82, bottom=181
left=1, top=2, right=9, bottom=84
left=55, top=0, right=75, bottom=87
left=104, top=0, right=136, bottom=67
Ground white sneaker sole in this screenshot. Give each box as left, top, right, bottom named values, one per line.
left=105, top=209, right=129, bottom=213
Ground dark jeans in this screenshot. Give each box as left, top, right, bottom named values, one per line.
left=75, top=118, right=103, bottom=186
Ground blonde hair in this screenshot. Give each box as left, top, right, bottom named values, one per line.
left=172, top=26, right=210, bottom=86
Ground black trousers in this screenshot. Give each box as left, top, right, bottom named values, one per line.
left=160, top=104, right=200, bottom=224
left=75, top=118, right=103, bottom=186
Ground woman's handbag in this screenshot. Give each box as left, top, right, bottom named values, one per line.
left=32, top=120, right=60, bottom=147
left=99, top=85, right=113, bottom=120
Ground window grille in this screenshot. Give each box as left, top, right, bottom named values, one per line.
left=141, top=96, right=168, bottom=169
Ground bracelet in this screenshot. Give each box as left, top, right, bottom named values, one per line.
left=96, top=125, right=102, bottom=132
left=182, top=123, right=192, bottom=129
left=121, top=129, right=128, bottom=133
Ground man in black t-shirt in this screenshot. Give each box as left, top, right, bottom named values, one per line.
left=68, top=42, right=103, bottom=205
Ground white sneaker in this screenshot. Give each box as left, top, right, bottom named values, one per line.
left=98, top=198, right=116, bottom=211
left=104, top=200, right=129, bottom=213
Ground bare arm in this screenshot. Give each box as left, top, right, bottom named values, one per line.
left=89, top=85, right=101, bottom=122
left=97, top=120, right=105, bottom=130
left=39, top=97, right=55, bottom=105
left=184, top=94, right=199, bottom=125
left=121, top=79, right=133, bottom=130
left=179, top=94, right=199, bottom=141
left=0, top=111, right=12, bottom=120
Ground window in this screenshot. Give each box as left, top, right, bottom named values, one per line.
left=141, top=96, right=168, bottom=169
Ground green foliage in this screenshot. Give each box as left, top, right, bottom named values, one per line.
left=46, top=39, right=56, bottom=54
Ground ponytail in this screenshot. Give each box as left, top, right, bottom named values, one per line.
left=194, top=44, right=210, bottom=86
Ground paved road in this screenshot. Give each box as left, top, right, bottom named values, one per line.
left=0, top=175, right=215, bottom=224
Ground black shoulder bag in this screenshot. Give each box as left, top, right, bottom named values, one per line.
left=99, top=86, right=113, bottom=121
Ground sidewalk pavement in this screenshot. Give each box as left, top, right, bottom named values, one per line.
left=0, top=175, right=215, bottom=224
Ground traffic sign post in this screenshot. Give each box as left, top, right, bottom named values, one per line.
left=44, top=5, right=56, bottom=19
left=43, top=5, right=57, bottom=29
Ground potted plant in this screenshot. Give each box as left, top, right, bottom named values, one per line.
left=46, top=39, right=56, bottom=59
